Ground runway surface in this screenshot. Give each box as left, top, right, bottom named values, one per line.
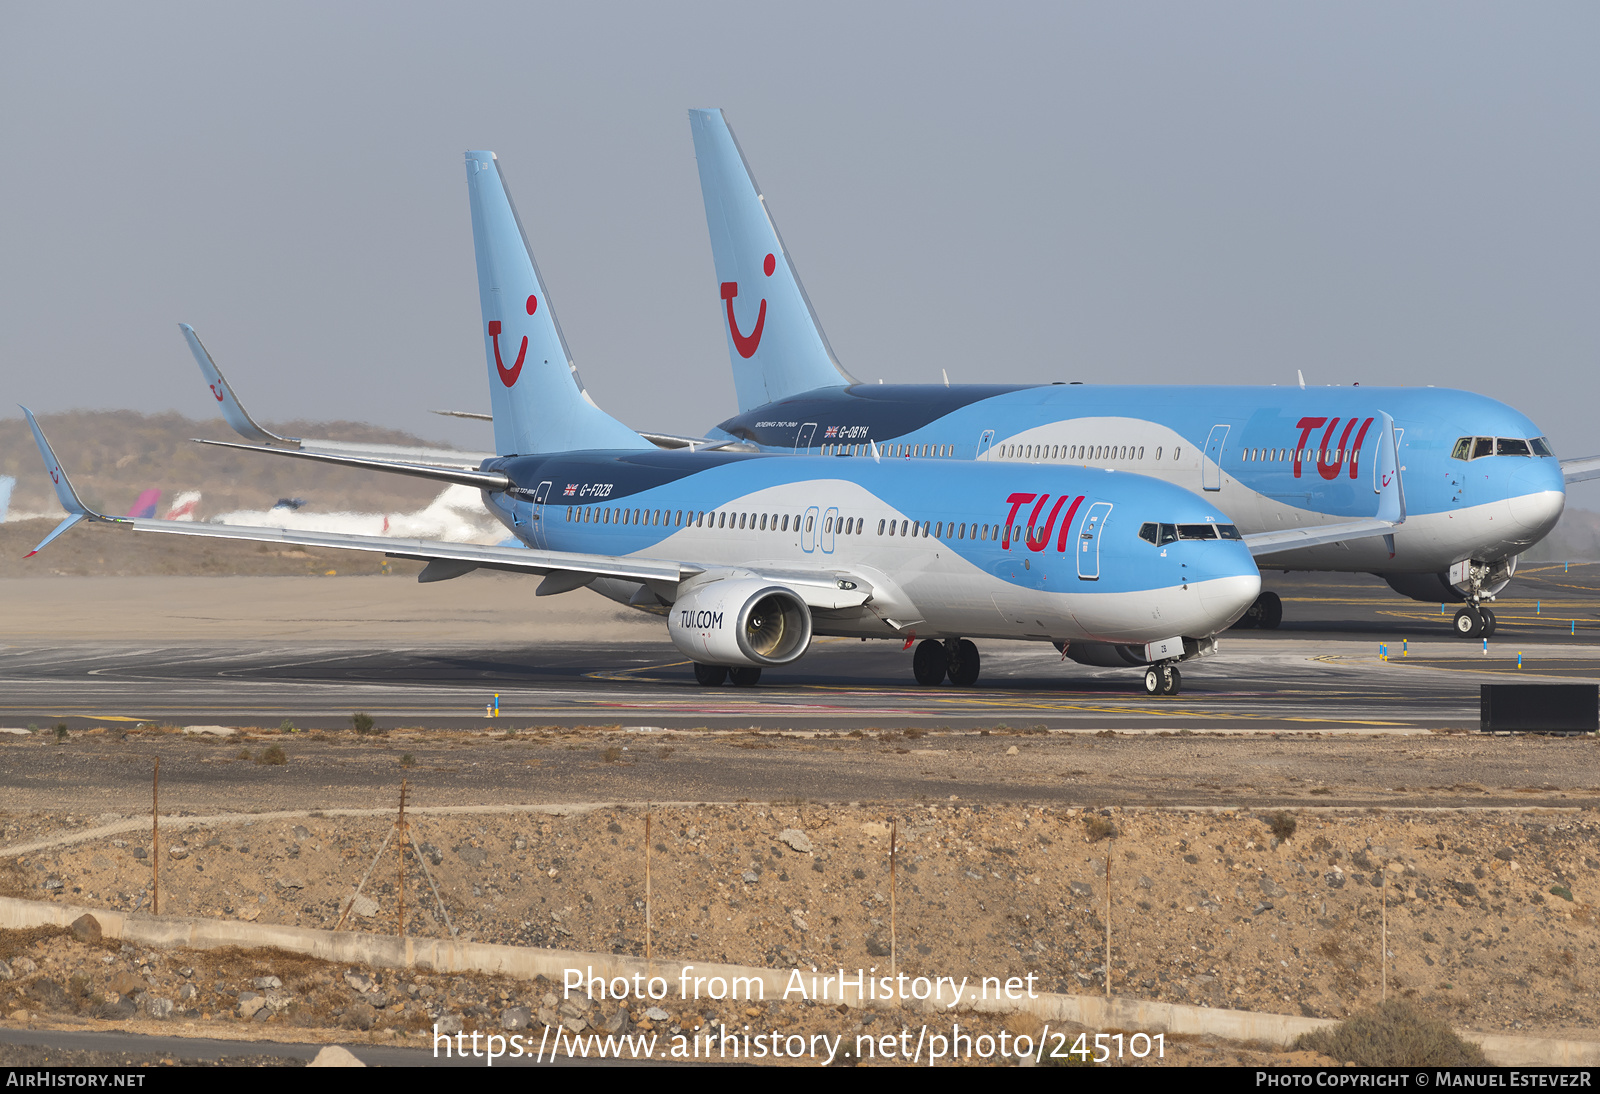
left=1, top=565, right=1597, bottom=734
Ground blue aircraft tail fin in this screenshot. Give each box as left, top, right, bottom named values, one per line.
left=690, top=109, right=856, bottom=413
left=464, top=152, right=651, bottom=456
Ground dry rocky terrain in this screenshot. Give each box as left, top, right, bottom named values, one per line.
left=2, top=792, right=1595, bottom=1064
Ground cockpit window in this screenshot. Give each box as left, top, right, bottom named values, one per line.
left=1454, top=435, right=1552, bottom=460
left=1216, top=524, right=1243, bottom=540
left=1139, top=523, right=1179, bottom=545
left=1177, top=524, right=1218, bottom=540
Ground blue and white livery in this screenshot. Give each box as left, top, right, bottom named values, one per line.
left=689, top=108, right=1576, bottom=640
left=22, top=151, right=1286, bottom=695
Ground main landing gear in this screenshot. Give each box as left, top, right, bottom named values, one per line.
left=1232, top=591, right=1283, bottom=630
left=1452, top=606, right=1497, bottom=640
left=694, top=664, right=762, bottom=686
left=913, top=638, right=980, bottom=686
left=1143, top=663, right=1182, bottom=696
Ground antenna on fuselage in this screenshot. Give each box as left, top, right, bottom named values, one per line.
left=1297, top=370, right=1306, bottom=390
left=942, top=369, right=949, bottom=387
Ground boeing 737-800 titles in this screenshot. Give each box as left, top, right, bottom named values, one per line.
left=687, top=109, right=1582, bottom=645
left=27, top=151, right=1386, bottom=695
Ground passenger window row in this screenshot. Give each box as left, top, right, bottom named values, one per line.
left=820, top=443, right=956, bottom=457
left=562, top=504, right=1098, bottom=551
left=998, top=443, right=1176, bottom=462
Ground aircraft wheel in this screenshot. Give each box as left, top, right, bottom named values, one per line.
left=729, top=667, right=763, bottom=687
left=1231, top=609, right=1258, bottom=630
left=1453, top=607, right=1483, bottom=639
left=1258, top=592, right=1283, bottom=629
left=946, top=639, right=981, bottom=687
left=1143, top=668, right=1161, bottom=695
left=694, top=663, right=728, bottom=687
left=1163, top=665, right=1182, bottom=696
left=912, top=639, right=949, bottom=685
left=1481, top=607, right=1497, bottom=638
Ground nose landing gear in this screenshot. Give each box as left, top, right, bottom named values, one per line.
left=1452, top=606, right=1498, bottom=640
left=1143, top=662, right=1182, bottom=696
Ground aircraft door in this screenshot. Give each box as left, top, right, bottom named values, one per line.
left=1076, top=502, right=1113, bottom=580
left=822, top=507, right=839, bottom=554
left=802, top=506, right=820, bottom=553
left=530, top=480, right=553, bottom=548
left=976, top=430, right=996, bottom=461
left=1202, top=425, right=1230, bottom=491
left=795, top=423, right=817, bottom=452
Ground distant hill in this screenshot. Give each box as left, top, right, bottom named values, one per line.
left=0, top=409, right=461, bottom=520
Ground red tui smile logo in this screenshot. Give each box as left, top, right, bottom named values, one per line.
left=720, top=253, right=776, bottom=359
left=208, top=384, right=225, bottom=402
left=490, top=295, right=538, bottom=387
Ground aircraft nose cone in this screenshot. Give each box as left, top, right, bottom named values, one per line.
left=1507, top=466, right=1565, bottom=537
left=1198, top=572, right=1262, bottom=631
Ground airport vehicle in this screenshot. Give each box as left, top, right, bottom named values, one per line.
left=687, top=109, right=1578, bottom=641
left=22, top=151, right=1339, bottom=695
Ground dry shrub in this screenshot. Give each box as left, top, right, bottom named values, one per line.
left=255, top=744, right=287, bottom=766
left=1083, top=815, right=1118, bottom=842
left=601, top=746, right=623, bottom=763
left=1265, top=811, right=1298, bottom=841
left=1294, top=1000, right=1485, bottom=1066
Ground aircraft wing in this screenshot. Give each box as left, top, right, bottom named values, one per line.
left=22, top=410, right=878, bottom=610
left=191, top=438, right=513, bottom=491
left=1560, top=455, right=1600, bottom=484
left=21, top=408, right=696, bottom=589
left=182, top=324, right=495, bottom=470
left=1243, top=517, right=1399, bottom=558
left=1244, top=410, right=1406, bottom=559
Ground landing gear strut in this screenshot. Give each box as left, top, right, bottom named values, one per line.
left=1143, top=662, right=1182, bottom=696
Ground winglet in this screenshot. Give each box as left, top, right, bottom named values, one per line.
left=179, top=324, right=299, bottom=448
left=1374, top=411, right=1406, bottom=526
left=20, top=407, right=107, bottom=557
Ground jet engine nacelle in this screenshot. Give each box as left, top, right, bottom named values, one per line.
left=667, top=577, right=813, bottom=668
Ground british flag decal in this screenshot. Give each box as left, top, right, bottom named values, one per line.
left=563, top=484, right=577, bottom=496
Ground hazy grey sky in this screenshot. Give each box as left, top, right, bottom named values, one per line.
left=5, top=3, right=1598, bottom=502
